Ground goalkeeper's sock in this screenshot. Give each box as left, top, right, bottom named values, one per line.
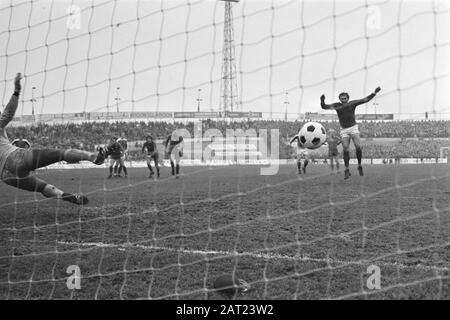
left=356, top=147, right=362, bottom=165
left=42, top=184, right=64, bottom=199
left=343, top=150, right=350, bottom=168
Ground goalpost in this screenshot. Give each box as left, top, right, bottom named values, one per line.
left=1, top=0, right=449, bottom=300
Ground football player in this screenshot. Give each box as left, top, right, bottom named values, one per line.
left=326, top=128, right=342, bottom=174
left=165, top=131, right=184, bottom=179
left=12, top=138, right=31, bottom=149
left=289, top=135, right=310, bottom=174
left=142, top=134, right=159, bottom=178
left=0, top=73, right=105, bottom=205
left=114, top=136, right=128, bottom=178
left=105, top=136, right=125, bottom=179
left=320, top=87, right=381, bottom=179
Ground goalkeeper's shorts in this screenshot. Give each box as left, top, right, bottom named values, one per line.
left=340, top=124, right=360, bottom=138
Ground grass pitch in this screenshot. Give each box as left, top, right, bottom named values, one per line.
left=1, top=163, right=449, bottom=299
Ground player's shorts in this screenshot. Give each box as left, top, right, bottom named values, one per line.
left=146, top=152, right=159, bottom=164
left=340, top=124, right=359, bottom=138
left=0, top=149, right=42, bottom=191
left=296, top=150, right=310, bottom=160
left=1, top=148, right=29, bottom=180
left=329, top=149, right=338, bottom=157
left=109, top=157, right=124, bottom=167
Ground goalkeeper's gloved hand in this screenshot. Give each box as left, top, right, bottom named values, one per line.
left=320, top=94, right=325, bottom=101
left=374, top=86, right=381, bottom=94
left=14, top=73, right=22, bottom=94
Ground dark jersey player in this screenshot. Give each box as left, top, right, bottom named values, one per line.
left=105, top=136, right=125, bottom=179
left=0, top=73, right=105, bottom=205
left=320, top=87, right=381, bottom=179
left=142, top=135, right=159, bottom=178
left=325, top=129, right=341, bottom=174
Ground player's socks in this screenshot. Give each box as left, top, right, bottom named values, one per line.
left=170, top=161, right=175, bottom=175
left=343, top=151, right=350, bottom=168
left=108, top=166, right=113, bottom=179
left=122, top=166, right=128, bottom=177
left=344, top=168, right=350, bottom=180
left=358, top=165, right=364, bottom=176
left=176, top=164, right=180, bottom=175
left=356, top=147, right=362, bottom=166
left=156, top=168, right=160, bottom=178
left=42, top=184, right=64, bottom=199
left=297, top=162, right=302, bottom=174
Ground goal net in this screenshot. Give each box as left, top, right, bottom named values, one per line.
left=1, top=0, right=449, bottom=300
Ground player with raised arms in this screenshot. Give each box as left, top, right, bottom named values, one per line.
left=320, top=87, right=381, bottom=179
left=0, top=73, right=106, bottom=205
left=142, top=134, right=160, bottom=178
left=165, top=131, right=184, bottom=179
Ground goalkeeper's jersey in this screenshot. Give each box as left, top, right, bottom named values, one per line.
left=0, top=95, right=19, bottom=176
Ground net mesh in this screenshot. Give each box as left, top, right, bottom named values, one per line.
left=0, top=0, right=449, bottom=300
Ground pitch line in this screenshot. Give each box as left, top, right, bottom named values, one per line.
left=58, top=240, right=450, bottom=273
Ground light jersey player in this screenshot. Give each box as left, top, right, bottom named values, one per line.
left=142, top=135, right=160, bottom=178
left=114, top=137, right=128, bottom=177
left=0, top=73, right=106, bottom=205
left=165, top=132, right=184, bottom=179
left=289, top=135, right=311, bottom=174
left=320, top=87, right=381, bottom=179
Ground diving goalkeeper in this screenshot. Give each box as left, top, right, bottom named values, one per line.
left=0, top=73, right=105, bottom=205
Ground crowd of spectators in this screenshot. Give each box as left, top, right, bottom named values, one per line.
left=7, top=119, right=450, bottom=159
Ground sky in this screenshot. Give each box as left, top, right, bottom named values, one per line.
left=1, top=0, right=450, bottom=120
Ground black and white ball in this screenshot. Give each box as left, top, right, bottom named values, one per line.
left=298, top=122, right=327, bottom=149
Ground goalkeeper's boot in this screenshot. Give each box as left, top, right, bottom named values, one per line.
left=344, top=169, right=351, bottom=180
left=62, top=193, right=89, bottom=205
left=94, top=148, right=106, bottom=165
left=358, top=165, right=364, bottom=176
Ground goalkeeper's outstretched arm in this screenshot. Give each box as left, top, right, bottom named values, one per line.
left=0, top=73, right=21, bottom=129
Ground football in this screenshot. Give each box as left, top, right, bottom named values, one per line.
left=298, top=122, right=327, bottom=149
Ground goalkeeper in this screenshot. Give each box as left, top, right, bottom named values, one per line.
left=320, top=87, right=381, bottom=179
left=0, top=73, right=105, bottom=205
